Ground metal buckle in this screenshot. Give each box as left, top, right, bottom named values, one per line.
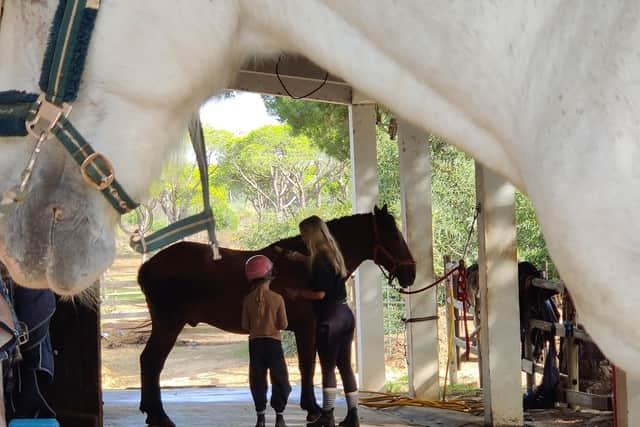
left=80, top=152, right=115, bottom=191
left=16, top=321, right=28, bottom=346
left=25, top=93, right=72, bottom=140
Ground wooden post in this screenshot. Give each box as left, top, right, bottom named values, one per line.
left=523, top=303, right=534, bottom=392
left=444, top=255, right=458, bottom=386
left=397, top=119, right=439, bottom=400
left=566, top=335, right=580, bottom=403
left=349, top=102, right=386, bottom=391
left=615, top=368, right=640, bottom=426
left=475, top=162, right=523, bottom=426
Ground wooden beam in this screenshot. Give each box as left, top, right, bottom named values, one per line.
left=230, top=70, right=352, bottom=104
left=564, top=390, right=612, bottom=411
left=615, top=368, right=640, bottom=427
left=349, top=103, right=385, bottom=391
left=475, top=162, right=523, bottom=426
left=530, top=278, right=565, bottom=293
left=397, top=119, right=439, bottom=400
left=529, top=319, right=593, bottom=342
left=230, top=55, right=353, bottom=104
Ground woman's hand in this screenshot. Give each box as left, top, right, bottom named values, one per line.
left=275, top=246, right=302, bottom=262
left=284, top=288, right=300, bottom=301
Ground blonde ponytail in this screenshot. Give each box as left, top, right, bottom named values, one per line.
left=255, top=284, right=266, bottom=317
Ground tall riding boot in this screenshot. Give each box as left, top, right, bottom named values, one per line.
left=275, top=413, right=287, bottom=427
left=307, top=408, right=334, bottom=427
left=255, top=413, right=266, bottom=427
left=338, top=408, right=359, bottom=427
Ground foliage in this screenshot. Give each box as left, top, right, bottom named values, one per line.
left=263, top=96, right=350, bottom=161
left=430, top=136, right=479, bottom=275
left=208, top=124, right=349, bottom=221
left=516, top=192, right=558, bottom=279
left=236, top=204, right=351, bottom=250
left=145, top=133, right=238, bottom=231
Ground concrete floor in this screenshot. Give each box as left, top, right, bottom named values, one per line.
left=103, top=386, right=481, bottom=427
left=103, top=387, right=612, bottom=427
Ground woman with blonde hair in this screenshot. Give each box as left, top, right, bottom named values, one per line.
left=284, top=215, right=359, bottom=427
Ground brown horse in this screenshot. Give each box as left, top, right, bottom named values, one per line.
left=137, top=205, right=416, bottom=427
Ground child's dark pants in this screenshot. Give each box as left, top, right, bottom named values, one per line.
left=249, top=337, right=291, bottom=413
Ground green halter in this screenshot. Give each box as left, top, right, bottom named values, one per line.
left=0, top=0, right=220, bottom=257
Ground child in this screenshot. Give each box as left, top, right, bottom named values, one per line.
left=242, top=255, right=291, bottom=427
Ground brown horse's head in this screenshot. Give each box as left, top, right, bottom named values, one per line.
left=371, top=205, right=416, bottom=288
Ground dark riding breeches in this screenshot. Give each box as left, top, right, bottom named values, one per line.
left=249, top=337, right=291, bottom=413
left=316, top=301, right=357, bottom=393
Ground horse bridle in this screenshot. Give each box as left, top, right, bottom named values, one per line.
left=371, top=212, right=416, bottom=285
left=0, top=1, right=220, bottom=257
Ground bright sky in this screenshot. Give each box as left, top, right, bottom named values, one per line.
left=200, top=91, right=280, bottom=135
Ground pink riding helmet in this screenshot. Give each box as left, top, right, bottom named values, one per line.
left=245, top=255, right=274, bottom=282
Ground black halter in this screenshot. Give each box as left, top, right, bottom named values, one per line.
left=371, top=212, right=415, bottom=285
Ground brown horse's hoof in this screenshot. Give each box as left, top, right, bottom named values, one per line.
left=145, top=414, right=176, bottom=427
left=307, top=410, right=322, bottom=422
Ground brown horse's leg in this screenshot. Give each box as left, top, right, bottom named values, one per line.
left=294, top=325, right=322, bottom=420
left=140, top=315, right=185, bottom=427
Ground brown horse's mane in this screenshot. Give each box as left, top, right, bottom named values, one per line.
left=260, top=212, right=373, bottom=255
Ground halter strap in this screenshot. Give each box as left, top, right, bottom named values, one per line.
left=0, top=1, right=220, bottom=256
left=0, top=0, right=137, bottom=214
left=371, top=211, right=416, bottom=284
left=129, top=115, right=220, bottom=257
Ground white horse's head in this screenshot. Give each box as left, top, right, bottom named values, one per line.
left=0, top=0, right=260, bottom=294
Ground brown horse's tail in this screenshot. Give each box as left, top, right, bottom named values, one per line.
left=137, top=260, right=151, bottom=294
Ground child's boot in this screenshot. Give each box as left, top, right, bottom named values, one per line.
left=275, top=413, right=287, bottom=427
left=307, top=408, right=334, bottom=427
left=338, top=407, right=359, bottom=427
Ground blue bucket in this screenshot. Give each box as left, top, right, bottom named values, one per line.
left=8, top=420, right=59, bottom=427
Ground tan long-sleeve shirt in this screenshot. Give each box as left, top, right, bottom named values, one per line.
left=242, top=288, right=288, bottom=340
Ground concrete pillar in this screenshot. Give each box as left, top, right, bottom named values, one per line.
left=475, top=162, right=523, bottom=426
left=615, top=368, right=640, bottom=427
left=349, top=103, right=385, bottom=391
left=397, top=119, right=439, bottom=399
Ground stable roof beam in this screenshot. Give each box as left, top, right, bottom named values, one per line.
left=475, top=163, right=523, bottom=426
left=397, top=119, right=439, bottom=400
left=349, top=102, right=386, bottom=391
left=615, top=368, right=640, bottom=427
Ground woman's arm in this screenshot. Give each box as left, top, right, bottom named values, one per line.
left=285, top=288, right=325, bottom=301
left=274, top=245, right=308, bottom=262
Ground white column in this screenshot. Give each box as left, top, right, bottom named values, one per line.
left=397, top=119, right=439, bottom=399
left=475, top=162, right=523, bottom=426
left=615, top=368, right=640, bottom=427
left=349, top=103, right=385, bottom=391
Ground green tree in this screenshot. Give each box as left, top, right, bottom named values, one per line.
left=147, top=135, right=237, bottom=230
left=263, top=97, right=350, bottom=161
left=209, top=124, right=349, bottom=220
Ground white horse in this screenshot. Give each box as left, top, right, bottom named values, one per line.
left=0, top=1, right=638, bottom=379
